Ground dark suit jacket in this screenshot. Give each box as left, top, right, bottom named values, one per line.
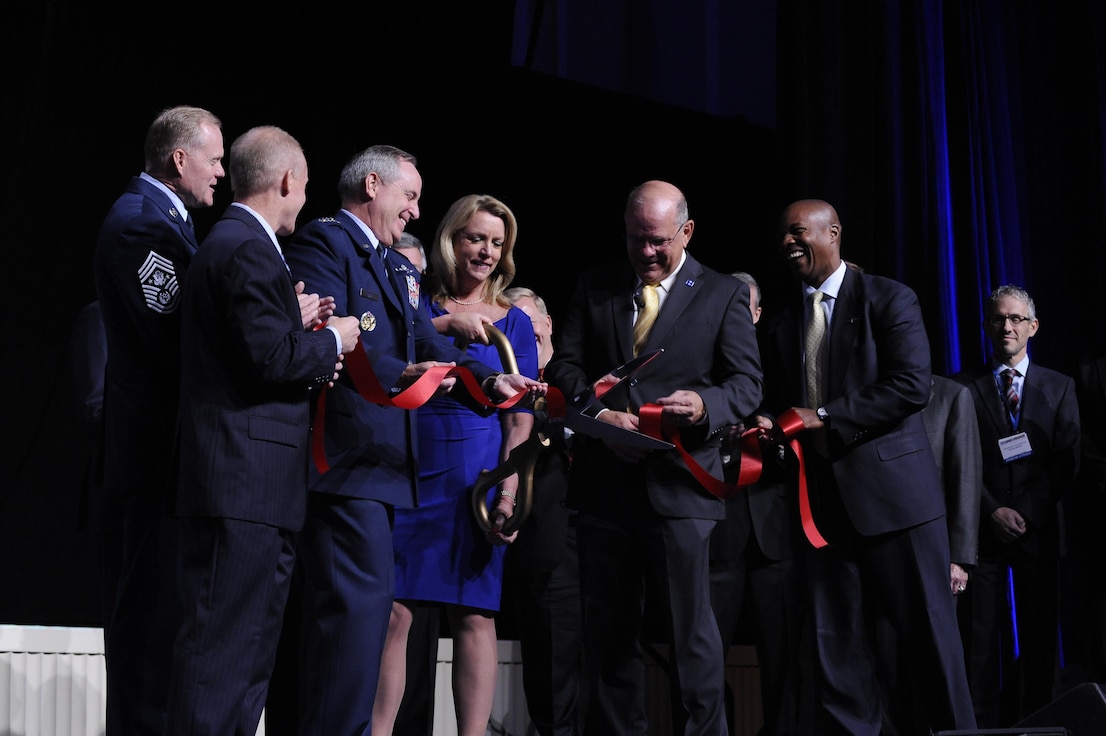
left=94, top=175, right=198, bottom=495
left=544, top=253, right=763, bottom=520
left=284, top=211, right=497, bottom=507
left=175, top=206, right=338, bottom=530
left=758, top=267, right=945, bottom=535
left=953, top=361, right=1080, bottom=556
left=924, top=375, right=983, bottom=567
left=505, top=429, right=573, bottom=574
left=719, top=426, right=795, bottom=561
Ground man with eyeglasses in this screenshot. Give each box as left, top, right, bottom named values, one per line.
left=953, top=283, right=1081, bottom=727
left=545, top=180, right=763, bottom=736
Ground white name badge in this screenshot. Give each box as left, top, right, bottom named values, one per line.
left=999, top=432, right=1033, bottom=463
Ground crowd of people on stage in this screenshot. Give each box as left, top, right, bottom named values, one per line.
left=81, top=104, right=1101, bottom=736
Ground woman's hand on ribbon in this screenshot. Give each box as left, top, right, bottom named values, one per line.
left=486, top=373, right=547, bottom=406
left=399, top=361, right=459, bottom=396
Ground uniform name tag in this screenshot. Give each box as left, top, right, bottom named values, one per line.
left=999, top=432, right=1032, bottom=463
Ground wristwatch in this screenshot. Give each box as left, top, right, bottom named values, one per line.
left=816, top=406, right=829, bottom=422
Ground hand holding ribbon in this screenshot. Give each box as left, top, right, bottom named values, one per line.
left=635, top=403, right=829, bottom=549
left=312, top=332, right=541, bottom=473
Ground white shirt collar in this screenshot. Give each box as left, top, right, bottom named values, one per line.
left=804, top=260, right=847, bottom=301
left=341, top=208, right=382, bottom=251
left=993, top=355, right=1030, bottom=379
left=638, top=250, right=688, bottom=301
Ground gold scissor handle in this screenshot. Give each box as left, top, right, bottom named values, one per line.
left=471, top=323, right=539, bottom=534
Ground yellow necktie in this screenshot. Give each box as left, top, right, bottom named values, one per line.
left=805, top=291, right=825, bottom=407
left=633, top=283, right=659, bottom=357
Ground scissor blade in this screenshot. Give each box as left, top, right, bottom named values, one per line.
left=572, top=349, right=664, bottom=411
left=563, top=411, right=675, bottom=449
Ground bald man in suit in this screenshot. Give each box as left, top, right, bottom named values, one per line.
left=755, top=199, right=975, bottom=735
left=545, top=180, right=763, bottom=736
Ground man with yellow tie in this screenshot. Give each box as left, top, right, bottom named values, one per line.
left=544, top=180, right=763, bottom=736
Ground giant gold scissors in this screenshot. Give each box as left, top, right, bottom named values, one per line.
left=472, top=335, right=670, bottom=534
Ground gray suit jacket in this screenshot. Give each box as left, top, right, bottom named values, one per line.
left=924, top=375, right=982, bottom=567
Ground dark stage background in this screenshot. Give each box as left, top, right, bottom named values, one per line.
left=4, top=0, right=1105, bottom=666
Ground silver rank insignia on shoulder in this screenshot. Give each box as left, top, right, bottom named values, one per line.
left=138, top=250, right=179, bottom=314
left=319, top=216, right=338, bottom=223
left=360, top=311, right=377, bottom=332
left=406, top=274, right=419, bottom=309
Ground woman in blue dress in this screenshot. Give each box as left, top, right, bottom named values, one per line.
left=373, top=194, right=539, bottom=736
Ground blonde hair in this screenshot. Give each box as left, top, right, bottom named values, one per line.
left=427, top=194, right=518, bottom=308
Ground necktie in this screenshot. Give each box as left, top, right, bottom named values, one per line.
left=633, top=283, right=659, bottom=357
left=805, top=291, right=826, bottom=408
left=1002, top=368, right=1020, bottom=423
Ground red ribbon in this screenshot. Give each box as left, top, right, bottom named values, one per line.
left=638, top=403, right=828, bottom=549
left=311, top=338, right=530, bottom=473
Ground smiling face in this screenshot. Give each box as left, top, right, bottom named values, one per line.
left=452, top=209, right=505, bottom=291
left=777, top=199, right=842, bottom=288
left=175, top=121, right=225, bottom=209
left=366, top=160, right=421, bottom=246
left=624, top=183, right=691, bottom=285
left=984, top=293, right=1039, bottom=365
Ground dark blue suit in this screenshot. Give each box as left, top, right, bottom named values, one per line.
left=167, top=205, right=339, bottom=735
left=93, top=174, right=197, bottom=735
left=544, top=253, right=763, bottom=736
left=953, top=361, right=1080, bottom=726
left=283, top=212, right=497, bottom=735
left=758, top=267, right=975, bottom=734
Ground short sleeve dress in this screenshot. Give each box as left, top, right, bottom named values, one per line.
left=391, top=301, right=538, bottom=611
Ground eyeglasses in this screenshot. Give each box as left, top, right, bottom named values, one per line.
left=987, top=314, right=1032, bottom=327
left=625, top=222, right=687, bottom=249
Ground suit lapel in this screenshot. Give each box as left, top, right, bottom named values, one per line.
left=610, top=270, right=637, bottom=364
left=826, top=269, right=859, bottom=401
left=644, top=256, right=704, bottom=354
left=973, top=371, right=1009, bottom=433
left=1018, top=366, right=1040, bottom=430
left=336, top=212, right=404, bottom=314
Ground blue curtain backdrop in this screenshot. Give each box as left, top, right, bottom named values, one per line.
left=6, top=0, right=1106, bottom=642
left=515, top=0, right=1106, bottom=375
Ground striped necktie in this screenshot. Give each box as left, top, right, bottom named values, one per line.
left=1002, top=368, right=1020, bottom=424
